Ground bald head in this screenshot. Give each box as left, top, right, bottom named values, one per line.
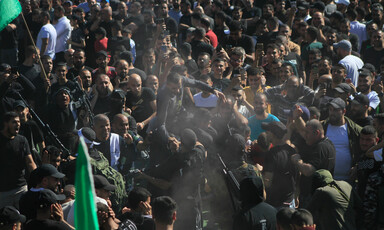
left=111, top=113, right=129, bottom=136
left=128, top=74, right=142, bottom=95
left=116, top=59, right=129, bottom=79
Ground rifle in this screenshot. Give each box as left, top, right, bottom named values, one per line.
left=217, top=153, right=241, bottom=212
left=16, top=92, right=71, bottom=158
left=73, top=80, right=94, bottom=127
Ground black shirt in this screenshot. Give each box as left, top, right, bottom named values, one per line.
left=222, top=34, right=255, bottom=55
left=264, top=144, right=297, bottom=208
left=126, top=87, right=156, bottom=122
left=0, top=134, right=31, bottom=191
left=129, top=68, right=147, bottom=83
left=25, top=219, right=72, bottom=230
left=191, top=40, right=214, bottom=62
left=299, top=138, right=336, bottom=196
left=19, top=64, right=40, bottom=82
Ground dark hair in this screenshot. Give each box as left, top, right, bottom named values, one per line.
left=3, top=112, right=19, bottom=123
left=152, top=196, right=177, bottom=225
left=215, top=11, right=226, bottom=19
left=228, top=20, right=243, bottom=31
left=276, top=207, right=295, bottom=230
left=40, top=11, right=51, bottom=21
left=119, top=51, right=133, bottom=65
left=198, top=74, right=212, bottom=82
left=212, top=0, right=223, bottom=8
left=191, top=12, right=202, bottom=20
left=25, top=45, right=37, bottom=58
left=45, top=145, right=61, bottom=158
left=200, top=17, right=211, bottom=28
left=308, top=48, right=322, bottom=56
left=193, top=27, right=206, bottom=40
left=170, top=65, right=187, bottom=75
left=54, top=5, right=64, bottom=13
left=212, top=58, right=226, bottom=64
left=307, top=26, right=319, bottom=41
left=346, top=9, right=358, bottom=20
left=167, top=72, right=182, bottom=84
left=361, top=125, right=377, bottom=136
left=111, top=20, right=123, bottom=31
left=267, top=16, right=279, bottom=30
left=291, top=209, right=314, bottom=226
left=127, top=187, right=152, bottom=210
left=308, top=106, right=320, bottom=118
left=179, top=42, right=192, bottom=57
left=247, top=66, right=265, bottom=76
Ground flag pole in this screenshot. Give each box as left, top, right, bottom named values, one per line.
left=19, top=12, right=49, bottom=82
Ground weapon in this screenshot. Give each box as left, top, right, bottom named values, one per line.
left=217, top=153, right=241, bottom=212
left=73, top=80, right=94, bottom=127
left=16, top=92, right=71, bottom=158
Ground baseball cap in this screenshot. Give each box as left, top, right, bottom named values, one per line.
left=352, top=94, right=369, bottom=106
left=335, top=0, right=350, bottom=6
left=334, top=83, right=352, bottom=94
left=261, top=121, right=287, bottom=138
left=298, top=1, right=310, bottom=10
left=0, top=206, right=26, bottom=226
left=36, top=189, right=66, bottom=208
left=327, top=97, right=346, bottom=109
left=362, top=63, right=376, bottom=74
left=96, top=50, right=108, bottom=58
left=13, top=100, right=26, bottom=109
left=94, top=175, right=116, bottom=191
left=333, top=40, right=352, bottom=52
left=36, top=164, right=65, bottom=179
left=372, top=3, right=383, bottom=11
left=358, top=68, right=372, bottom=77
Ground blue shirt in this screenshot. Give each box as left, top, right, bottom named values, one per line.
left=248, top=114, right=279, bottom=141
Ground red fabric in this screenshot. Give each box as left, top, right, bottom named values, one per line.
left=206, top=30, right=218, bottom=48
left=94, top=37, right=108, bottom=53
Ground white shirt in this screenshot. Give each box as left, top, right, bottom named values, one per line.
left=326, top=123, right=352, bottom=181
left=350, top=21, right=367, bottom=51
left=36, top=23, right=57, bottom=59
left=193, top=92, right=218, bottom=108
left=54, top=16, right=71, bottom=53
left=339, top=55, right=364, bottom=87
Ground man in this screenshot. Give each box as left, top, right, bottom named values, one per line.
left=144, top=75, right=159, bottom=95
left=190, top=27, right=214, bottom=61
left=92, top=51, right=117, bottom=81
left=91, top=74, right=113, bottom=115
left=373, top=113, right=384, bottom=140
left=126, top=74, right=156, bottom=134
left=222, top=20, right=255, bottom=63
left=79, top=69, right=93, bottom=96
left=243, top=67, right=269, bottom=107
left=0, top=206, right=26, bottom=230
left=248, top=93, right=279, bottom=141
left=334, top=39, right=364, bottom=86
left=19, top=164, right=65, bottom=220
left=94, top=175, right=116, bottom=207
left=301, top=26, right=323, bottom=68
left=265, top=76, right=314, bottom=123
left=67, top=49, right=93, bottom=81
left=24, top=189, right=72, bottom=230
left=291, top=118, right=336, bottom=208
left=350, top=94, right=373, bottom=127
left=356, top=68, right=380, bottom=112
left=231, top=86, right=253, bottom=118
left=119, top=187, right=155, bottom=230
left=193, top=74, right=218, bottom=109
left=200, top=17, right=217, bottom=48
left=36, top=11, right=57, bottom=59
left=323, top=97, right=362, bottom=182
left=0, top=112, right=37, bottom=209
left=53, top=5, right=71, bottom=63
left=151, top=196, right=177, bottom=230
left=13, top=100, right=45, bottom=164
left=121, top=52, right=147, bottom=83
left=233, top=176, right=277, bottom=230
left=355, top=126, right=382, bottom=200
left=93, top=114, right=134, bottom=172
left=363, top=29, right=384, bottom=71
left=19, top=46, right=40, bottom=82
left=262, top=121, right=298, bottom=208
left=50, top=63, right=77, bottom=96
left=307, top=169, right=361, bottom=230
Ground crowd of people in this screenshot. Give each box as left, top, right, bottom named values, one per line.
left=0, top=0, right=384, bottom=229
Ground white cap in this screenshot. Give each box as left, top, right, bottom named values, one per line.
left=335, top=0, right=350, bottom=6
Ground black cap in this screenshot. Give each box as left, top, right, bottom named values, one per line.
left=311, top=1, right=325, bottom=12
left=180, top=128, right=197, bottom=149
left=298, top=1, right=310, bottom=10
left=36, top=164, right=65, bottom=179
left=79, top=127, right=97, bottom=142
left=334, top=83, right=352, bottom=94
left=94, top=175, right=116, bottom=191
left=0, top=206, right=26, bottom=226
left=13, top=100, right=26, bottom=109
left=96, top=50, right=108, bottom=58
left=36, top=189, right=66, bottom=208
left=359, top=68, right=372, bottom=77
left=261, top=121, right=287, bottom=138
left=352, top=94, right=370, bottom=106
left=327, top=97, right=346, bottom=109
left=53, top=86, right=72, bottom=99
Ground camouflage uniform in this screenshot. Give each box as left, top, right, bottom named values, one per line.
left=363, top=166, right=384, bottom=230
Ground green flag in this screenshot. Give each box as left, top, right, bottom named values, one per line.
left=75, top=137, right=99, bottom=230
left=0, top=0, right=22, bottom=32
